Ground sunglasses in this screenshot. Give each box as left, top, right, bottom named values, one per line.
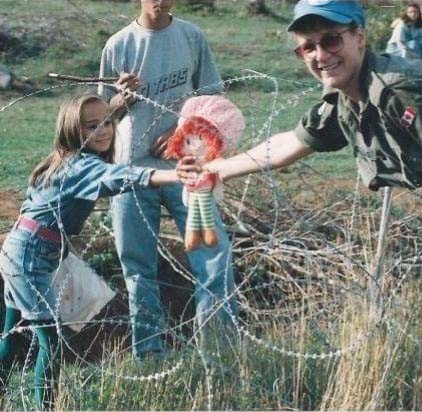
left=293, top=29, right=351, bottom=61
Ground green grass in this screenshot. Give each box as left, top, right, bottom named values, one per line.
left=1, top=96, right=57, bottom=188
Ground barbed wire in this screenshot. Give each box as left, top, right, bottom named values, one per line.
left=0, top=72, right=421, bottom=411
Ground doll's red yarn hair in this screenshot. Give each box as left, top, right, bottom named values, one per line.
left=165, top=116, right=224, bottom=161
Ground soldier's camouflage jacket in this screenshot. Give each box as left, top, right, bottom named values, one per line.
left=296, top=50, right=422, bottom=190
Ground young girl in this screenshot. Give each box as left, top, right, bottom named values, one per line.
left=386, top=2, right=422, bottom=59
left=0, top=93, right=197, bottom=410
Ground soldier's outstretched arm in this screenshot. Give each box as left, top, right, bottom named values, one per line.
left=205, top=130, right=314, bottom=181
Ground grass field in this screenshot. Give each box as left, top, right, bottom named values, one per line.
left=1, top=1, right=421, bottom=411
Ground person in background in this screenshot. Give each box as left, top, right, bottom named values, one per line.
left=386, top=1, right=422, bottom=59
left=98, top=0, right=238, bottom=359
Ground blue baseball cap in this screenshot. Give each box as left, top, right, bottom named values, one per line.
left=287, top=0, right=366, bottom=32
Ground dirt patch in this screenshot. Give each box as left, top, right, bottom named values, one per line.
left=0, top=189, right=22, bottom=219
left=0, top=188, right=23, bottom=244
left=290, top=177, right=359, bottom=205
left=288, top=176, right=422, bottom=213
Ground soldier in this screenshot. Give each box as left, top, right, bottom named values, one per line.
left=196, top=0, right=422, bottom=193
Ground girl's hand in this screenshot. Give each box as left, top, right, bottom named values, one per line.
left=176, top=156, right=202, bottom=184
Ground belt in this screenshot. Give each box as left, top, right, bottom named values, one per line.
left=16, top=216, right=61, bottom=244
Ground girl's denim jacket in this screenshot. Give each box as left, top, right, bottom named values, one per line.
left=20, top=152, right=154, bottom=236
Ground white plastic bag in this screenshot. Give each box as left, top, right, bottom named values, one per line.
left=52, top=252, right=115, bottom=332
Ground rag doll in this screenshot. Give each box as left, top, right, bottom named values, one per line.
left=165, top=95, right=245, bottom=251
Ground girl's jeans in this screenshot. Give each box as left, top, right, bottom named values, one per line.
left=0, top=228, right=60, bottom=320
left=112, top=182, right=238, bottom=357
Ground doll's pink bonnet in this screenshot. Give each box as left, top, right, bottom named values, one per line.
left=178, top=95, right=245, bottom=148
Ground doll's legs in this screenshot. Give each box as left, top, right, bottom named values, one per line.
left=163, top=184, right=238, bottom=345
left=33, top=322, right=60, bottom=411
left=112, top=188, right=167, bottom=358
left=196, top=191, right=218, bottom=247
left=0, top=306, right=21, bottom=388
left=186, top=192, right=202, bottom=250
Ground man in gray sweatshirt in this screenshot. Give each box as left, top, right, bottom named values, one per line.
left=99, top=0, right=237, bottom=359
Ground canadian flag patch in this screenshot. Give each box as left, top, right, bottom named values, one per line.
left=400, top=106, right=416, bottom=128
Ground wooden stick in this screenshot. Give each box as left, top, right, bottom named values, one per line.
left=47, top=73, right=118, bottom=83
left=371, top=186, right=393, bottom=307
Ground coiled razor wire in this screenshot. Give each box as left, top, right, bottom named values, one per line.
left=1, top=72, right=421, bottom=411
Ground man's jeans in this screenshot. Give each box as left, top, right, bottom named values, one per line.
left=112, top=182, right=238, bottom=357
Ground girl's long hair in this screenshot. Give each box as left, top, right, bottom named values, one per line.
left=402, top=2, right=422, bottom=28
left=29, top=94, right=115, bottom=186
